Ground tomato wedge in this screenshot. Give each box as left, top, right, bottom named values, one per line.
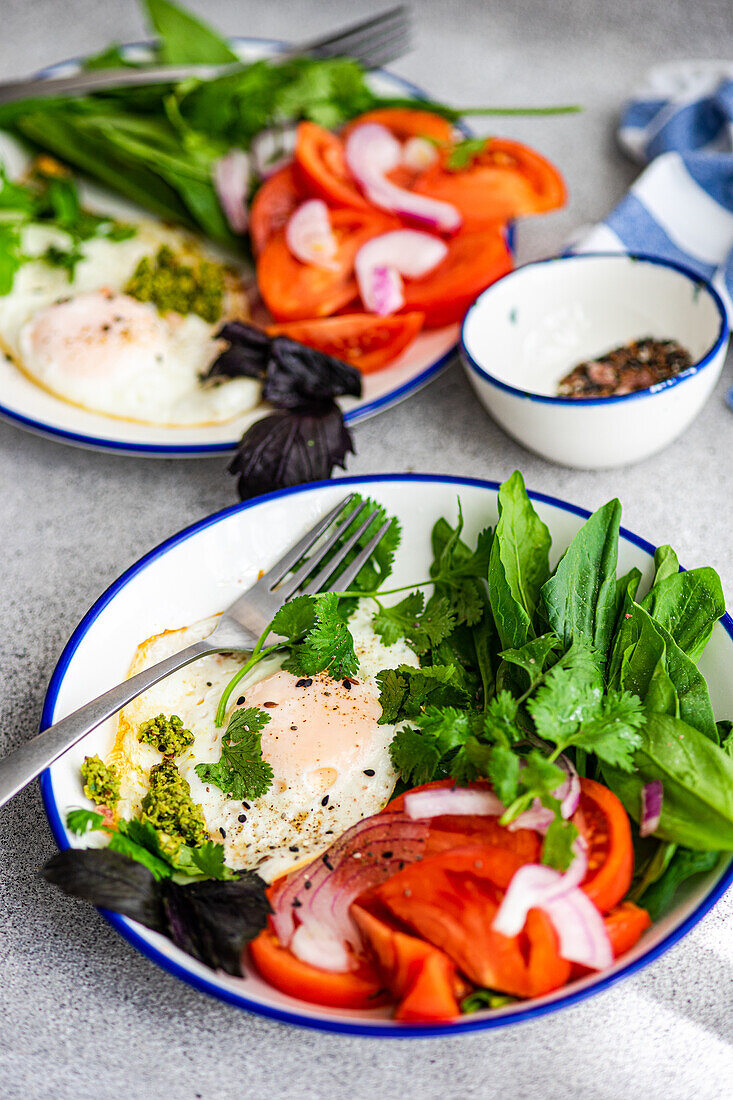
left=371, top=845, right=571, bottom=997
left=294, top=121, right=369, bottom=209
left=575, top=778, right=634, bottom=914
left=351, top=902, right=465, bottom=1022
left=604, top=901, right=651, bottom=958
left=267, top=312, right=425, bottom=373
left=257, top=207, right=398, bottom=322
left=386, top=779, right=542, bottom=864
left=401, top=226, right=513, bottom=327
left=250, top=165, right=303, bottom=256
left=413, top=137, right=566, bottom=228
left=342, top=107, right=455, bottom=144
left=249, top=927, right=390, bottom=1009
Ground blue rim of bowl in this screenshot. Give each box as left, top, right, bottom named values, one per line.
left=460, top=251, right=730, bottom=407
left=39, top=472, right=733, bottom=1038
left=0, top=38, right=480, bottom=458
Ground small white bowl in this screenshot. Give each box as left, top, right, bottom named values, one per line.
left=460, top=253, right=729, bottom=468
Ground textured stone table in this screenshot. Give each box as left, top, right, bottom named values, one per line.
left=1, top=1, right=731, bottom=1097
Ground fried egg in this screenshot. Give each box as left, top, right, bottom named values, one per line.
left=0, top=219, right=259, bottom=426
left=110, top=600, right=418, bottom=882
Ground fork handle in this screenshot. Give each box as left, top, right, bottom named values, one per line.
left=0, top=638, right=218, bottom=810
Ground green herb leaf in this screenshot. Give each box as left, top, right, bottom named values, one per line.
left=638, top=847, right=721, bottom=920
left=446, top=137, right=489, bottom=171
left=389, top=725, right=444, bottom=787
left=195, top=706, right=274, bottom=801
left=541, top=498, right=621, bottom=667
left=189, top=840, right=240, bottom=880
left=144, top=0, right=239, bottom=64
left=429, top=506, right=492, bottom=628
left=641, top=565, right=725, bottom=663
left=461, top=988, right=516, bottom=1013
left=269, top=594, right=317, bottom=644
left=66, top=808, right=107, bottom=835
left=372, top=591, right=456, bottom=656
left=285, top=592, right=359, bottom=679
left=488, top=471, right=551, bottom=650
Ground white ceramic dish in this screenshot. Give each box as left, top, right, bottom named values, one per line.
left=460, top=253, right=729, bottom=469
left=40, top=473, right=733, bottom=1037
left=0, top=40, right=461, bottom=457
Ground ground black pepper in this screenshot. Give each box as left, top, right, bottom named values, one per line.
left=558, top=336, right=692, bottom=397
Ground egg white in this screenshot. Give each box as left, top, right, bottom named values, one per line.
left=110, top=601, right=418, bottom=882
left=0, top=219, right=260, bottom=426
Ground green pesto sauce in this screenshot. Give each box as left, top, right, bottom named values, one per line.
left=81, top=754, right=120, bottom=808
left=141, top=759, right=207, bottom=852
left=138, top=713, right=194, bottom=756
left=125, top=245, right=224, bottom=323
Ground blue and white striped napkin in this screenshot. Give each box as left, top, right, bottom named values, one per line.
left=572, top=61, right=733, bottom=321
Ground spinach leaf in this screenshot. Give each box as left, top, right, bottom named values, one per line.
left=651, top=544, right=679, bottom=588
left=541, top=498, right=621, bottom=666
left=641, top=566, right=725, bottom=663
left=144, top=0, right=239, bottom=64
left=639, top=847, right=722, bottom=920
left=603, top=713, right=733, bottom=850
left=487, top=470, right=551, bottom=650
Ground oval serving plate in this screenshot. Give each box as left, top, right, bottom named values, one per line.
left=40, top=474, right=733, bottom=1036
left=0, top=40, right=464, bottom=457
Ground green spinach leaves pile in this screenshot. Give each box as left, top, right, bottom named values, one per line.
left=369, top=471, right=731, bottom=911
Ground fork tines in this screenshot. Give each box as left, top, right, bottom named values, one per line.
left=303, top=6, right=412, bottom=70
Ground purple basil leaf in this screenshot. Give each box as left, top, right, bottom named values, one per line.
left=161, top=873, right=271, bottom=976
left=41, top=848, right=167, bottom=932
left=204, top=343, right=266, bottom=381
left=265, top=337, right=362, bottom=407
left=216, top=321, right=271, bottom=352
left=229, top=400, right=355, bottom=500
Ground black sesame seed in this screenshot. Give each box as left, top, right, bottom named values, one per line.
left=304, top=880, right=312, bottom=890
left=382, top=850, right=393, bottom=859
left=363, top=769, right=375, bottom=777
left=206, top=681, right=212, bottom=687
left=325, top=830, right=334, bottom=835
left=292, top=898, right=302, bottom=909
left=296, top=678, right=313, bottom=688
left=219, top=828, right=226, bottom=838
left=238, top=814, right=247, bottom=823
left=236, top=696, right=245, bottom=705
left=289, top=845, right=299, bottom=852
left=324, top=692, right=331, bottom=697
left=323, top=854, right=334, bottom=871
left=321, top=795, right=330, bottom=806
left=290, top=725, right=298, bottom=731
left=242, top=801, right=250, bottom=810
left=342, top=679, right=352, bottom=690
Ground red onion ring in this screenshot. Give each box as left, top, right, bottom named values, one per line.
left=640, top=780, right=663, bottom=837
left=355, top=229, right=447, bottom=315
left=404, top=787, right=504, bottom=819
left=251, top=125, right=297, bottom=179
left=285, top=199, right=338, bottom=269
left=344, top=123, right=462, bottom=233
left=213, top=148, right=251, bottom=234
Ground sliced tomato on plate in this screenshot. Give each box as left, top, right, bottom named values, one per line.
left=401, top=225, right=513, bottom=327
left=413, top=137, right=566, bottom=228
left=250, top=164, right=303, bottom=256
left=249, top=927, right=390, bottom=1009
left=341, top=107, right=455, bottom=145
left=371, top=845, right=571, bottom=997
left=351, top=902, right=466, bottom=1022
left=603, top=901, right=651, bottom=958
left=294, top=121, right=369, bottom=209
left=267, top=312, right=425, bottom=373
left=257, top=207, right=398, bottom=322
left=575, top=778, right=634, bottom=914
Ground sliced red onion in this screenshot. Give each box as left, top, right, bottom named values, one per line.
left=355, top=230, right=448, bottom=315
left=507, top=755, right=580, bottom=833
left=492, top=840, right=611, bottom=970
left=269, top=812, right=430, bottom=970
left=640, top=780, right=663, bottom=837
left=345, top=123, right=462, bottom=234
left=404, top=786, right=504, bottom=820
left=251, top=125, right=297, bottom=179
left=285, top=200, right=338, bottom=269
left=507, top=803, right=555, bottom=833
left=213, top=148, right=251, bottom=234
left=402, top=136, right=439, bottom=171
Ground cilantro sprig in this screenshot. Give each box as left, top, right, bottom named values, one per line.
left=195, top=707, right=274, bottom=801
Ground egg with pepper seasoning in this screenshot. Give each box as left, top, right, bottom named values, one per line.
left=0, top=218, right=259, bottom=426
left=108, top=599, right=418, bottom=881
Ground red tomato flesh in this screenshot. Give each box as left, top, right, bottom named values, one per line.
left=576, top=778, right=634, bottom=914
left=267, top=311, right=425, bottom=373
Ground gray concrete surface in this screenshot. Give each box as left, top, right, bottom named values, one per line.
left=1, top=1, right=732, bottom=1097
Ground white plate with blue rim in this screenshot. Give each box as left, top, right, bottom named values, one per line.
left=39, top=473, right=733, bottom=1036
left=0, top=39, right=477, bottom=458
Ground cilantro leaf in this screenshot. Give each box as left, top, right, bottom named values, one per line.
left=498, top=633, right=562, bottom=695
left=66, top=808, right=107, bottom=835
left=446, top=137, right=489, bottom=171
left=377, top=662, right=471, bottom=725
left=541, top=805, right=578, bottom=872
left=429, top=505, right=492, bottom=627
left=0, top=223, right=26, bottom=295
left=195, top=706, right=274, bottom=801
left=108, top=819, right=174, bottom=880
left=372, top=591, right=456, bottom=656
left=284, top=592, right=359, bottom=679
left=189, top=840, right=240, bottom=880
left=483, top=743, right=521, bottom=803
left=269, top=594, right=316, bottom=644
left=389, top=725, right=443, bottom=787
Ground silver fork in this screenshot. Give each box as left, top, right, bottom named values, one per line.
left=0, top=494, right=390, bottom=809
left=0, top=7, right=411, bottom=105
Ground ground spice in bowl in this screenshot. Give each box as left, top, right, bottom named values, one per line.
left=558, top=337, right=693, bottom=397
